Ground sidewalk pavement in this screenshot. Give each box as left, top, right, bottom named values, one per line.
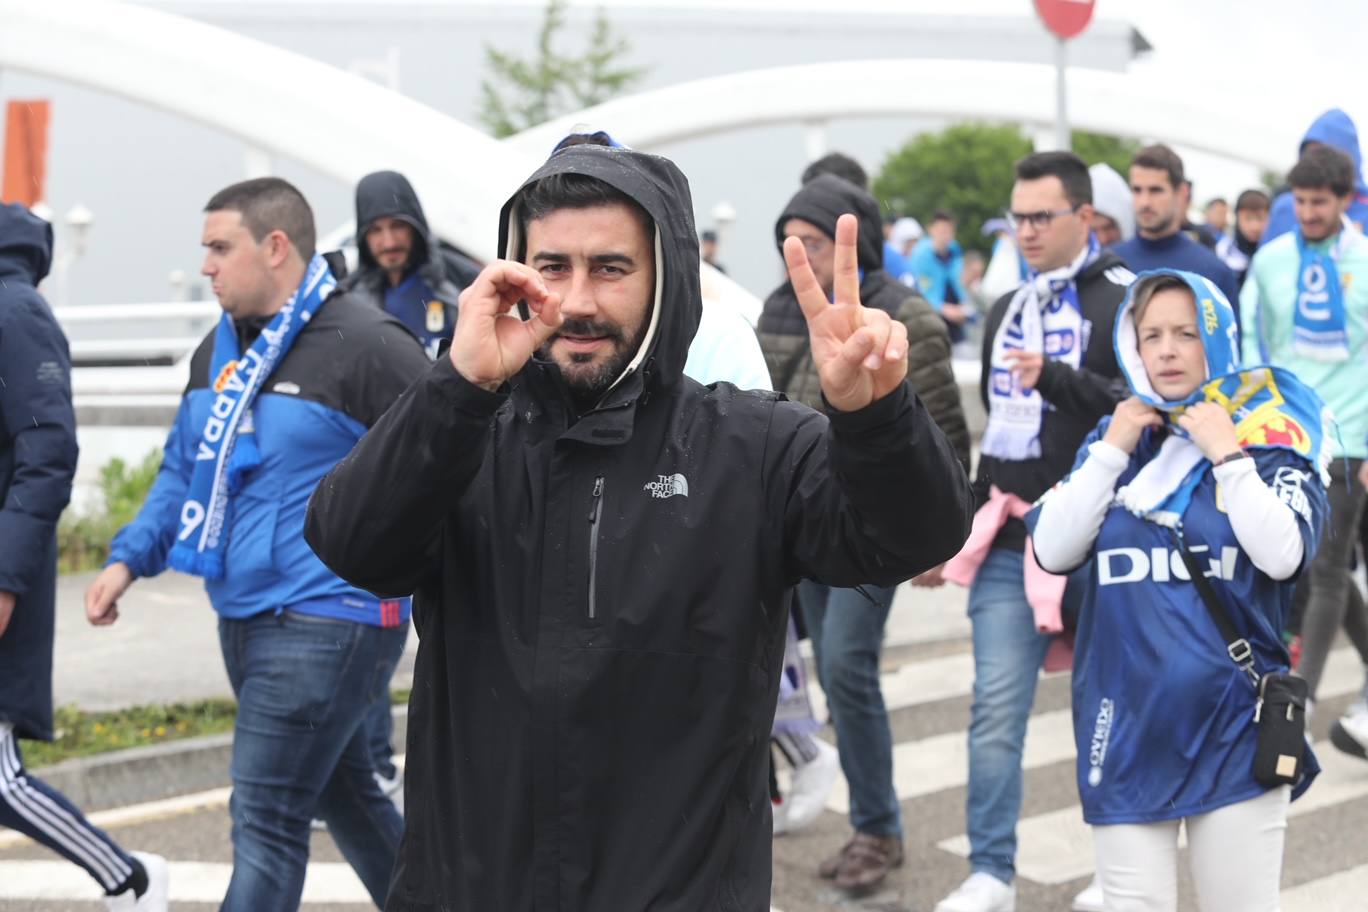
left=52, top=571, right=418, bottom=712
left=40, top=568, right=968, bottom=810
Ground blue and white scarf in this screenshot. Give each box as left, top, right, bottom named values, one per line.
left=168, top=255, right=335, bottom=579
left=981, top=235, right=1099, bottom=461
left=1292, top=219, right=1353, bottom=362
left=1113, top=269, right=1329, bottom=526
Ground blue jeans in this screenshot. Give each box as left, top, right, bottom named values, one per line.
left=218, top=610, right=408, bottom=911
left=366, top=622, right=409, bottom=781
left=964, top=548, right=1067, bottom=884
left=798, top=580, right=901, bottom=838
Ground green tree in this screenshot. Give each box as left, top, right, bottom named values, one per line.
left=478, top=0, right=649, bottom=139
left=873, top=124, right=1143, bottom=254
left=1071, top=129, right=1139, bottom=178
left=873, top=123, right=1032, bottom=255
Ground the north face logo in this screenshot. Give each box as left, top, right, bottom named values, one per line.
left=643, top=473, right=689, bottom=499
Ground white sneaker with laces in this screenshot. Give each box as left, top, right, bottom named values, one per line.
left=103, top=851, right=169, bottom=912
left=934, top=871, right=1016, bottom=912
left=1331, top=701, right=1368, bottom=761
left=1072, top=875, right=1104, bottom=912
left=777, top=739, right=839, bottom=834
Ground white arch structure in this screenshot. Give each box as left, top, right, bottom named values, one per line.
left=508, top=59, right=1304, bottom=172
left=0, top=0, right=760, bottom=321
left=0, top=1, right=1310, bottom=333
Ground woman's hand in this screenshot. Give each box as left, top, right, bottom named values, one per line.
left=1101, top=396, right=1163, bottom=454
left=1177, top=401, right=1243, bottom=462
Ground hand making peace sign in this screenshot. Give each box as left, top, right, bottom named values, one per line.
left=784, top=213, right=908, bottom=412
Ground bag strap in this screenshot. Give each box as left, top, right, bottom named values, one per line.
left=1168, top=527, right=1262, bottom=689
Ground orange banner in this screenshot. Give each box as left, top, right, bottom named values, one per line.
left=2, top=100, right=51, bottom=207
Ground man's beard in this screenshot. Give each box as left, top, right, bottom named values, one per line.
left=541, top=317, right=648, bottom=407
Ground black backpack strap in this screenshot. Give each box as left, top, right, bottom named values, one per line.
left=1169, top=527, right=1261, bottom=689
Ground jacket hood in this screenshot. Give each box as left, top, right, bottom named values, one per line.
left=773, top=174, right=884, bottom=273
left=1114, top=268, right=1239, bottom=409
left=0, top=203, right=53, bottom=286
left=1089, top=163, right=1135, bottom=242
left=354, top=170, right=432, bottom=271
left=1301, top=109, right=1368, bottom=194
left=499, top=145, right=701, bottom=394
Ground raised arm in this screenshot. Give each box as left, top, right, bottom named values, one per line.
left=305, top=260, right=563, bottom=597
left=775, top=214, right=972, bottom=586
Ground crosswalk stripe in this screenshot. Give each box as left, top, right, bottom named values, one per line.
left=926, top=646, right=1365, bottom=885
left=0, top=859, right=371, bottom=902
left=1282, top=864, right=1368, bottom=911
left=826, top=706, right=1074, bottom=814
left=933, top=740, right=1368, bottom=886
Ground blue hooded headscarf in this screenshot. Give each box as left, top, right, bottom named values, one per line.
left=1112, top=269, right=1330, bottom=524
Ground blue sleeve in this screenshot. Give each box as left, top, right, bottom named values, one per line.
left=1251, top=449, right=1327, bottom=578
left=107, top=397, right=197, bottom=579
left=0, top=298, right=78, bottom=596
left=950, top=250, right=968, bottom=305
left=907, top=244, right=938, bottom=304
left=1259, top=193, right=1296, bottom=248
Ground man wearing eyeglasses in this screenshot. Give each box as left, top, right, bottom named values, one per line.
left=930, top=151, right=1133, bottom=912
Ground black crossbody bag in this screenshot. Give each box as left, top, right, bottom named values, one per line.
left=1170, top=529, right=1309, bottom=788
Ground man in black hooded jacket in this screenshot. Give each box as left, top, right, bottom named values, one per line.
left=341, top=170, right=478, bottom=358
left=305, top=146, right=973, bottom=910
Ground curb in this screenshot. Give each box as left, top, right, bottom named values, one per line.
left=33, top=707, right=409, bottom=813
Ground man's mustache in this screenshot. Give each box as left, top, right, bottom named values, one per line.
left=555, top=319, right=623, bottom=341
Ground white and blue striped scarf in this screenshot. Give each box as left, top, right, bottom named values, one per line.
left=981, top=235, right=1099, bottom=461
left=168, top=254, right=335, bottom=579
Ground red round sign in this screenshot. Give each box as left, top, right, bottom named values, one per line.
left=1033, top=0, right=1096, bottom=40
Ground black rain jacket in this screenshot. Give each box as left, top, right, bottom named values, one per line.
left=0, top=204, right=79, bottom=740
left=341, top=170, right=477, bottom=348
left=305, top=147, right=973, bottom=911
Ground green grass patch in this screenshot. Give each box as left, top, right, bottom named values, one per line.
left=23, top=699, right=239, bottom=768
left=59, top=451, right=163, bottom=573
left=23, top=689, right=412, bottom=768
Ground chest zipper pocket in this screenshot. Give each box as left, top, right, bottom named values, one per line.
left=588, top=475, right=605, bottom=620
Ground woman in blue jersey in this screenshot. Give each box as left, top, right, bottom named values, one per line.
left=1032, top=269, right=1328, bottom=912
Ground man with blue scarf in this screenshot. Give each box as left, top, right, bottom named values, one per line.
left=82, top=178, right=432, bottom=911
left=1241, top=145, right=1368, bottom=765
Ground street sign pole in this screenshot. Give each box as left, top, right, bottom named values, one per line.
left=1055, top=35, right=1069, bottom=151
left=1034, top=0, right=1095, bottom=152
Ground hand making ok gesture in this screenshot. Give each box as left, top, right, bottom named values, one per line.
left=448, top=262, right=564, bottom=391
left=784, top=214, right=908, bottom=412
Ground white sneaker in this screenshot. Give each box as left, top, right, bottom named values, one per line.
left=1072, top=875, right=1104, bottom=912
left=376, top=769, right=405, bottom=816
left=934, top=871, right=1016, bottom=912
left=1331, top=703, right=1368, bottom=761
left=777, top=739, right=839, bottom=834
left=771, top=798, right=790, bottom=835
left=103, top=851, right=169, bottom=911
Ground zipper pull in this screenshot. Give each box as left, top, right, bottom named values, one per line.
left=1254, top=699, right=1263, bottom=723
left=588, top=476, right=605, bottom=521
